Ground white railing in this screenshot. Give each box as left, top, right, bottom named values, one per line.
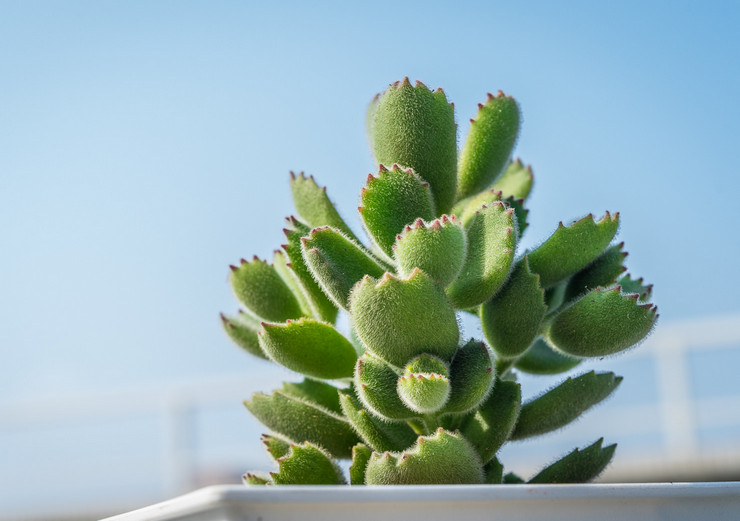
left=1, top=313, right=739, bottom=519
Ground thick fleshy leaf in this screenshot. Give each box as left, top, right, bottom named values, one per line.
left=261, top=433, right=291, bottom=461
left=564, top=243, right=627, bottom=302
left=461, top=379, right=521, bottom=464
left=281, top=217, right=338, bottom=323
left=492, top=159, right=534, bottom=201
left=365, top=429, right=484, bottom=485
left=504, top=197, right=529, bottom=237
left=279, top=379, right=343, bottom=415
left=359, top=165, right=436, bottom=258
left=484, top=457, right=504, bottom=484
left=529, top=438, right=616, bottom=484
left=619, top=273, right=654, bottom=302
left=245, top=390, right=360, bottom=458
left=514, top=338, right=581, bottom=375
left=301, top=226, right=386, bottom=310
left=393, top=215, right=466, bottom=288
left=220, top=311, right=267, bottom=359
left=355, top=352, right=418, bottom=421
left=397, top=354, right=451, bottom=413
left=371, top=78, right=458, bottom=214
left=527, top=212, right=620, bottom=288
left=350, top=269, right=460, bottom=367
left=544, top=281, right=567, bottom=314
left=230, top=257, right=304, bottom=322
left=272, top=249, right=315, bottom=319
left=458, top=189, right=503, bottom=225
left=547, top=286, right=658, bottom=357
left=446, top=202, right=517, bottom=309
left=339, top=390, right=418, bottom=452
left=481, top=257, right=546, bottom=359
left=258, top=318, right=357, bottom=379
left=242, top=472, right=270, bottom=485
left=511, top=371, right=622, bottom=440
left=271, top=442, right=346, bottom=485
left=443, top=340, right=495, bottom=414
left=456, top=91, right=520, bottom=201
left=289, top=171, right=359, bottom=242
left=350, top=443, right=373, bottom=485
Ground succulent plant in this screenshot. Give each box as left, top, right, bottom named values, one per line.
left=222, top=77, right=658, bottom=486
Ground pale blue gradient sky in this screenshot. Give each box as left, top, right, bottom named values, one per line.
left=1, top=0, right=738, bottom=416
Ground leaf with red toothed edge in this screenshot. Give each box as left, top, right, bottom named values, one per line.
left=492, top=158, right=534, bottom=201
left=220, top=311, right=267, bottom=359
left=393, top=215, right=466, bottom=288
left=261, top=433, right=291, bottom=461
left=359, top=165, right=436, bottom=259
left=289, top=171, right=360, bottom=243
left=618, top=273, right=653, bottom=302
left=528, top=212, right=620, bottom=288
left=456, top=91, right=520, bottom=201
left=270, top=442, right=346, bottom=485
left=370, top=77, right=458, bottom=214
left=280, top=217, right=339, bottom=324
left=301, top=226, right=386, bottom=310
left=564, top=242, right=628, bottom=303
left=446, top=202, right=517, bottom=309
left=229, top=256, right=305, bottom=323
left=547, top=286, right=658, bottom=357
left=258, top=318, right=357, bottom=379
left=242, top=472, right=270, bottom=486
left=397, top=354, right=451, bottom=414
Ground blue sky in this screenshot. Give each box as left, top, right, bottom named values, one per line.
left=1, top=0, right=739, bottom=428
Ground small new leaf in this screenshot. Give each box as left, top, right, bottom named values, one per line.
left=354, top=352, right=419, bottom=421
left=271, top=442, right=346, bottom=485
left=564, top=243, right=628, bottom=302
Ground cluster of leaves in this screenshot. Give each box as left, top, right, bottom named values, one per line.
left=222, top=78, right=658, bottom=486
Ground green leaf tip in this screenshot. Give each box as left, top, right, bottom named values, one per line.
left=492, top=158, right=534, bottom=201
left=393, top=214, right=466, bottom=288
left=350, top=268, right=460, bottom=367
left=529, top=438, right=616, bottom=483
left=289, top=171, right=359, bottom=243
left=271, top=441, right=346, bottom=485
left=457, top=91, right=521, bottom=201
left=339, top=390, right=418, bottom=452
left=360, top=165, right=436, bottom=258
left=220, top=311, right=268, bottom=359
left=364, top=428, right=484, bottom=484
left=397, top=353, right=452, bottom=414
left=547, top=286, right=658, bottom=357
left=528, top=212, right=620, bottom=288
left=370, top=78, right=458, bottom=215
left=258, top=318, right=357, bottom=379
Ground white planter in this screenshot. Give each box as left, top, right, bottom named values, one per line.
left=104, top=482, right=740, bottom=521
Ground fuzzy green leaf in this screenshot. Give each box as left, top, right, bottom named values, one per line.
left=350, top=269, right=460, bottom=367
left=544, top=281, right=568, bottom=315
left=618, top=273, right=654, bottom=302
left=279, top=379, right=343, bottom=415
left=504, top=197, right=529, bottom=237
left=281, top=217, right=339, bottom=324
left=365, top=429, right=484, bottom=485
left=371, top=78, right=457, bottom=214
left=220, top=311, right=267, bottom=359
left=484, top=457, right=504, bottom=484
left=547, top=287, right=658, bottom=357
left=339, top=390, right=418, bottom=453
left=359, top=165, right=436, bottom=258
left=393, top=215, right=466, bottom=288
left=457, top=92, right=520, bottom=201
left=272, top=249, right=316, bottom=319
left=461, top=379, right=521, bottom=464
left=481, top=257, right=546, bottom=359
left=511, top=371, right=622, bottom=440
left=446, top=202, right=517, bottom=309
left=245, top=390, right=360, bottom=459
left=261, top=433, right=291, bottom=461
left=355, top=352, right=418, bottom=421
left=492, top=159, right=533, bottom=200
left=564, top=243, right=627, bottom=302
left=230, top=257, right=304, bottom=322
left=503, top=472, right=525, bottom=484
left=242, top=472, right=270, bottom=485
left=258, top=318, right=357, bottom=379
left=527, top=212, right=620, bottom=288
left=514, top=338, right=581, bottom=375
left=289, top=171, right=359, bottom=243
left=398, top=355, right=451, bottom=414
left=444, top=340, right=495, bottom=414
left=301, top=226, right=386, bottom=310
left=458, top=189, right=503, bottom=225
left=271, top=442, right=346, bottom=485
left=529, top=438, right=616, bottom=484
left=350, top=443, right=373, bottom=485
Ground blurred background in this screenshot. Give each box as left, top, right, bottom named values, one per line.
left=2, top=1, right=740, bottom=519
